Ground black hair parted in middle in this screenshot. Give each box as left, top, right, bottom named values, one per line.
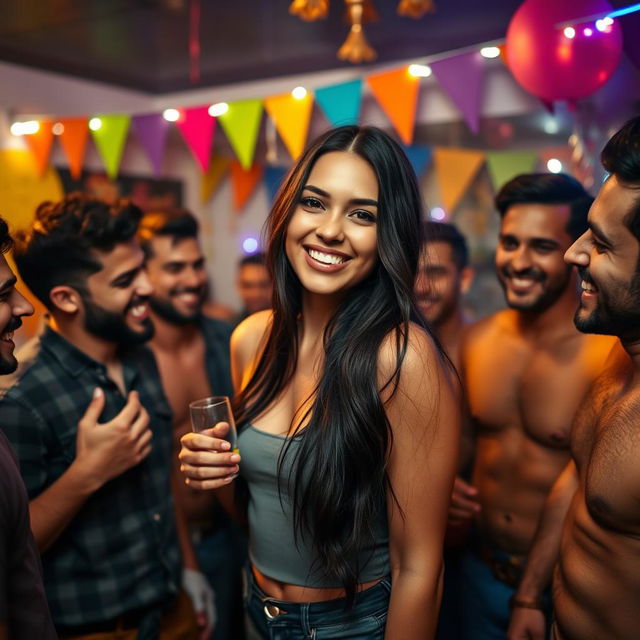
left=233, top=125, right=446, bottom=602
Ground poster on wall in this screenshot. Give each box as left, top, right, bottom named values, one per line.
left=56, top=168, right=183, bottom=211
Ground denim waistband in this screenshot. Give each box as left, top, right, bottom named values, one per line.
left=247, top=568, right=391, bottom=627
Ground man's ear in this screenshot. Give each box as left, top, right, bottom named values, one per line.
left=49, top=285, right=83, bottom=315
left=460, top=266, right=475, bottom=295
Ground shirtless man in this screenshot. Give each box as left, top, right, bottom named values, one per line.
left=139, top=210, right=243, bottom=640
left=455, top=174, right=616, bottom=639
left=415, top=221, right=473, bottom=369
left=508, top=117, right=640, bottom=640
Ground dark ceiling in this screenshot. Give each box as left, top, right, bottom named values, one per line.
left=0, top=0, right=528, bottom=93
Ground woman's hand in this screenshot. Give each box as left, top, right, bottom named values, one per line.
left=179, top=422, right=241, bottom=490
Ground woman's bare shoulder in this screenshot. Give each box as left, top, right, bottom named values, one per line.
left=377, top=321, right=441, bottom=379
left=231, top=310, right=273, bottom=359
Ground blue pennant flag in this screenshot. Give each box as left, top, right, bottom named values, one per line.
left=315, top=79, right=363, bottom=127
left=264, top=166, right=289, bottom=203
left=403, top=144, right=433, bottom=178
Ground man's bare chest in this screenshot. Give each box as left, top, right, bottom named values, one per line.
left=467, top=344, right=595, bottom=444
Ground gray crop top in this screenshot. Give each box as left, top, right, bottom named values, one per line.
left=237, top=424, right=390, bottom=588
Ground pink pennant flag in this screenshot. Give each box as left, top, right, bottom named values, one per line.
left=175, top=106, right=216, bottom=172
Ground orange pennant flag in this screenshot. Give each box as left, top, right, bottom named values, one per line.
left=58, top=118, right=89, bottom=179
left=433, top=147, right=485, bottom=213
left=24, top=121, right=54, bottom=176
left=263, top=92, right=313, bottom=161
left=200, top=154, right=231, bottom=204
left=366, top=67, right=420, bottom=145
left=230, top=161, right=264, bottom=212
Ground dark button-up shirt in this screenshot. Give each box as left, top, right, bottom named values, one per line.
left=0, top=430, right=57, bottom=639
left=0, top=327, right=181, bottom=627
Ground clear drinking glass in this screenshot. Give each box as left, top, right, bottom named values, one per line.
left=189, top=396, right=239, bottom=459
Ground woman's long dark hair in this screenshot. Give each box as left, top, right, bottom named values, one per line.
left=234, top=126, right=438, bottom=601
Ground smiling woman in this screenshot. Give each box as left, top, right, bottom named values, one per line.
left=179, top=126, right=460, bottom=640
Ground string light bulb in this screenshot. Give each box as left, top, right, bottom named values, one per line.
left=89, top=117, right=102, bottom=131
left=563, top=26, right=576, bottom=38
left=208, top=102, right=229, bottom=117
left=408, top=64, right=432, bottom=77
left=480, top=46, right=501, bottom=59
left=291, top=86, right=307, bottom=100
left=10, top=121, right=40, bottom=136
left=162, top=108, right=181, bottom=122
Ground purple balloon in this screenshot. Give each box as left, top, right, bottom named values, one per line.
left=506, top=0, right=623, bottom=101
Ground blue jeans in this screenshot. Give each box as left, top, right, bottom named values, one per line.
left=244, top=569, right=390, bottom=640
left=457, top=546, right=552, bottom=640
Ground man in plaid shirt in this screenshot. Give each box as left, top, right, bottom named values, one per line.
left=0, top=194, right=204, bottom=639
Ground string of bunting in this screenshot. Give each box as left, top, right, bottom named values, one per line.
left=14, top=16, right=635, bottom=214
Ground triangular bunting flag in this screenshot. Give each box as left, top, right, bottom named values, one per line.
left=90, top=114, right=131, bottom=179
left=263, top=166, right=289, bottom=203
left=486, top=151, right=539, bottom=191
left=366, top=68, right=420, bottom=145
left=24, top=121, right=54, bottom=176
left=263, top=92, right=313, bottom=161
left=315, top=79, right=363, bottom=126
left=231, top=161, right=264, bottom=212
left=433, top=147, right=485, bottom=213
left=200, top=154, right=231, bottom=204
left=132, top=114, right=169, bottom=176
left=176, top=106, right=216, bottom=172
left=218, top=99, right=264, bottom=170
left=58, top=118, right=89, bottom=180
left=431, top=52, right=485, bottom=134
left=403, top=144, right=432, bottom=178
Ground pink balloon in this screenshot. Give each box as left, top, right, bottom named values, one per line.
left=505, top=0, right=623, bottom=102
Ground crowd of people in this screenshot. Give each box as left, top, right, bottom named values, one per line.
left=0, top=117, right=639, bottom=640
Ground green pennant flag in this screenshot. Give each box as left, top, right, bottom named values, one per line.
left=90, top=114, right=131, bottom=179
left=486, top=151, right=539, bottom=192
left=218, top=99, right=264, bottom=170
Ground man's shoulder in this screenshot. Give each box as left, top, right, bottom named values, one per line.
left=463, top=309, right=514, bottom=346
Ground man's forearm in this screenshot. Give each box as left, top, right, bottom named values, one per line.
left=517, top=461, right=579, bottom=600
left=30, top=461, right=97, bottom=552
left=171, top=469, right=199, bottom=570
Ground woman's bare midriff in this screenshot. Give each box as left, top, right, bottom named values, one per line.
left=252, top=564, right=382, bottom=602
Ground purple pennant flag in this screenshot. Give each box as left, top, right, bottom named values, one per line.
left=132, top=114, right=169, bottom=176
left=431, top=52, right=485, bottom=134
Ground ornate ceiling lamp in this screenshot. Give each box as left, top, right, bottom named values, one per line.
left=338, top=0, right=377, bottom=63
left=397, top=0, right=436, bottom=18
left=289, top=0, right=329, bottom=21
left=289, top=0, right=436, bottom=63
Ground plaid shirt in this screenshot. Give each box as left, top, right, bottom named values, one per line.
left=0, top=327, right=181, bottom=627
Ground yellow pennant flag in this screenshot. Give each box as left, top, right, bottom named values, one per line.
left=90, top=114, right=131, bottom=179
left=264, top=92, right=313, bottom=161
left=433, top=147, right=485, bottom=213
left=200, top=154, right=231, bottom=204
left=366, top=67, right=420, bottom=145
